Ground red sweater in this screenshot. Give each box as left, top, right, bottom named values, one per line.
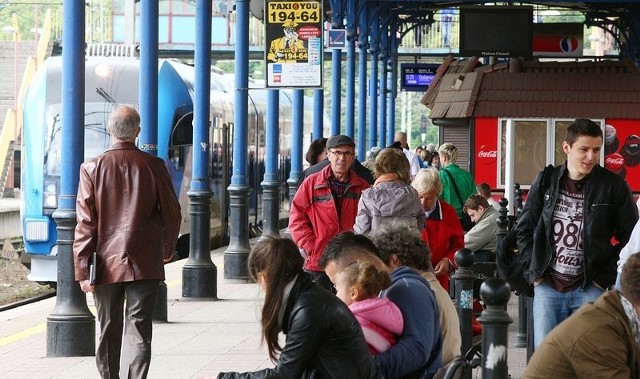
left=421, top=200, right=465, bottom=291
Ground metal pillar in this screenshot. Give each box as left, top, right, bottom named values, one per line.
left=527, top=296, right=535, bottom=361
left=225, top=0, right=251, bottom=281
left=261, top=89, right=280, bottom=238
left=331, top=48, right=342, bottom=136
left=139, top=0, right=158, bottom=156
left=345, top=0, right=356, bottom=140
left=478, top=278, right=513, bottom=379
left=515, top=291, right=528, bottom=348
left=183, top=0, right=216, bottom=299
left=286, top=90, right=304, bottom=198
left=357, top=4, right=369, bottom=158
left=378, top=22, right=389, bottom=147
left=386, top=34, right=398, bottom=146
left=46, top=0, right=94, bottom=357
left=368, top=15, right=379, bottom=148
left=508, top=188, right=527, bottom=349
left=514, top=183, right=523, bottom=219
left=453, top=247, right=475, bottom=379
left=312, top=89, right=323, bottom=139
left=329, top=0, right=343, bottom=136
left=139, top=0, right=168, bottom=321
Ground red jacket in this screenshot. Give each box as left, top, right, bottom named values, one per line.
left=289, top=164, right=369, bottom=271
left=421, top=199, right=464, bottom=291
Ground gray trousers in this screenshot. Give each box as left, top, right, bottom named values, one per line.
left=93, top=280, right=160, bottom=379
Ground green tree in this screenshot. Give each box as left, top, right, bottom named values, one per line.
left=0, top=1, right=64, bottom=41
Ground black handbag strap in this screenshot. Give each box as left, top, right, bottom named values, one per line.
left=443, top=168, right=465, bottom=209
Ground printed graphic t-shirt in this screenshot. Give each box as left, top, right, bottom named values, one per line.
left=547, top=175, right=585, bottom=292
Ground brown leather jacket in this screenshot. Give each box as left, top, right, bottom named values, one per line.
left=523, top=290, right=640, bottom=379
left=73, top=142, right=181, bottom=285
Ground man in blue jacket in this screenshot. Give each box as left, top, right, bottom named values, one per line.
left=516, top=118, right=638, bottom=348
left=320, top=232, right=442, bottom=379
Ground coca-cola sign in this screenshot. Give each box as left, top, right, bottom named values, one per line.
left=478, top=150, right=497, bottom=158
left=605, top=153, right=624, bottom=172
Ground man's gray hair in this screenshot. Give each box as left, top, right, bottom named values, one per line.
left=108, top=105, right=140, bottom=140
left=369, top=224, right=433, bottom=271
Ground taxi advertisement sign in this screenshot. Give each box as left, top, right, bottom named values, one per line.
left=265, top=0, right=323, bottom=88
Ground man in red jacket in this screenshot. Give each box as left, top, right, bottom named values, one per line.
left=289, top=135, right=369, bottom=290
left=73, top=106, right=181, bottom=379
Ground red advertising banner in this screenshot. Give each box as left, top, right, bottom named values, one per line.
left=474, top=117, right=499, bottom=188
left=532, top=23, right=583, bottom=57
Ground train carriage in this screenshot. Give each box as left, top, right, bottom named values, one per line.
left=21, top=55, right=324, bottom=283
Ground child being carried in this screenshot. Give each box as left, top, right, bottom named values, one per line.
left=334, top=260, right=404, bottom=354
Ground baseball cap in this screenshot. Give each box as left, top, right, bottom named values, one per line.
left=326, top=135, right=356, bottom=149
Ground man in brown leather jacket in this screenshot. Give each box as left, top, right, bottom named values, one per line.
left=73, top=105, right=181, bottom=379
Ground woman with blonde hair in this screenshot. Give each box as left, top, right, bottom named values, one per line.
left=438, top=143, right=476, bottom=229
left=354, top=148, right=425, bottom=235
left=217, top=237, right=378, bottom=378
left=411, top=167, right=464, bottom=292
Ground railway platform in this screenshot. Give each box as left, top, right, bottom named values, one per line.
left=0, top=237, right=529, bottom=379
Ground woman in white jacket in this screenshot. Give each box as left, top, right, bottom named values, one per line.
left=353, top=148, right=425, bottom=235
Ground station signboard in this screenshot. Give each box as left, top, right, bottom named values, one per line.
left=400, top=63, right=439, bottom=91
left=265, top=0, right=323, bottom=88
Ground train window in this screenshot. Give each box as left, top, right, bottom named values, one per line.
left=171, top=107, right=194, bottom=146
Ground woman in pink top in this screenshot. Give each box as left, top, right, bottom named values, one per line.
left=334, top=260, right=404, bottom=355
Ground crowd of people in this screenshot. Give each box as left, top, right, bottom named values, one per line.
left=76, top=109, right=640, bottom=378
left=255, top=120, right=638, bottom=378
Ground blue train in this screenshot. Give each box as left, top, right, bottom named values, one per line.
left=21, top=55, right=325, bottom=283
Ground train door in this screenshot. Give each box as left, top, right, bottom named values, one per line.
left=247, top=92, right=266, bottom=234
left=211, top=120, right=232, bottom=244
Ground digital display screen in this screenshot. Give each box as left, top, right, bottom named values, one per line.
left=400, top=63, right=439, bottom=91
left=460, top=6, right=533, bottom=58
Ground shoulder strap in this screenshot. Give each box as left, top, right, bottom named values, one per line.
left=538, top=164, right=555, bottom=199
left=443, top=169, right=464, bottom=207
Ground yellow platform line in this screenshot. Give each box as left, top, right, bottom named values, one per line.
left=0, top=262, right=224, bottom=347
left=0, top=323, right=46, bottom=347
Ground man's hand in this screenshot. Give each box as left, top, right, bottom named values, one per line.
left=163, top=252, right=176, bottom=264
left=434, top=258, right=451, bottom=275
left=79, top=280, right=95, bottom=293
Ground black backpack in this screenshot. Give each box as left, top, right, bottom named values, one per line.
left=496, top=164, right=554, bottom=297
left=496, top=228, right=533, bottom=297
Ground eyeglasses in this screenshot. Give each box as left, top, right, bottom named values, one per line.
left=329, top=150, right=354, bottom=158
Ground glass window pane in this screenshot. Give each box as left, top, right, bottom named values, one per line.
left=500, top=120, right=547, bottom=186
left=554, top=120, right=573, bottom=166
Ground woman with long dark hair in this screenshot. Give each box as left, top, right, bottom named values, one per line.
left=217, top=237, right=379, bottom=379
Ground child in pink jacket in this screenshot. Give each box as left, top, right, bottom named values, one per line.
left=334, top=260, right=404, bottom=354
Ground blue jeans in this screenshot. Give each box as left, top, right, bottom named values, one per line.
left=532, top=280, right=603, bottom=348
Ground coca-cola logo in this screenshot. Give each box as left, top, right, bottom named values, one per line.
left=605, top=153, right=625, bottom=171
left=478, top=150, right=497, bottom=158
